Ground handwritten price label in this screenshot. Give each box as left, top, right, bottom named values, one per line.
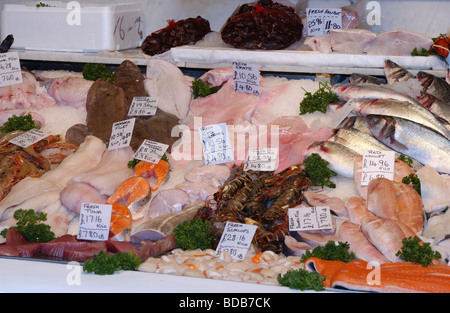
left=306, top=8, right=342, bottom=36
left=244, top=147, right=278, bottom=172
left=288, top=206, right=333, bottom=231
left=77, top=203, right=112, bottom=241
left=360, top=150, right=395, bottom=186
left=134, top=139, right=169, bottom=164
left=108, top=118, right=135, bottom=150
left=199, top=123, right=234, bottom=166
left=0, top=52, right=23, bottom=88
left=233, top=62, right=260, bottom=95
left=215, top=222, right=257, bottom=260
left=8, top=128, right=50, bottom=148
left=128, top=97, right=158, bottom=116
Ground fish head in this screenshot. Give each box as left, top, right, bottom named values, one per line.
left=416, top=71, right=433, bottom=88
left=365, top=115, right=409, bottom=151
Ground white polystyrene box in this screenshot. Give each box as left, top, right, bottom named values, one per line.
left=0, top=1, right=144, bottom=52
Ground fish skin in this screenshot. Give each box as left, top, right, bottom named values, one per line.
left=339, top=220, right=391, bottom=264
left=416, top=71, right=450, bottom=104
left=365, top=115, right=450, bottom=174
left=130, top=203, right=202, bottom=243
left=349, top=97, right=450, bottom=139
left=304, top=140, right=359, bottom=178
left=350, top=73, right=384, bottom=85
left=338, top=116, right=372, bottom=134
left=416, top=91, right=450, bottom=132
left=332, top=82, right=420, bottom=106
left=360, top=216, right=407, bottom=262
left=384, top=59, right=414, bottom=85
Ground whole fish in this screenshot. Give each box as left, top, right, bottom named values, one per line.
left=304, top=140, right=359, bottom=178
left=365, top=115, right=450, bottom=174
left=338, top=116, right=372, bottom=134
left=416, top=71, right=450, bottom=103
left=416, top=91, right=450, bottom=132
left=332, top=82, right=420, bottom=105
left=350, top=73, right=384, bottom=85
left=329, top=127, right=393, bottom=154
left=384, top=59, right=414, bottom=85
left=349, top=97, right=450, bottom=139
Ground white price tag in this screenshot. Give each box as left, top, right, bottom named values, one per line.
left=108, top=118, right=135, bottom=150
left=133, top=139, right=169, bottom=164
left=8, top=128, right=50, bottom=148
left=199, top=123, right=234, bottom=165
left=77, top=203, right=112, bottom=241
left=0, top=52, right=23, bottom=87
left=232, top=62, right=260, bottom=95
left=288, top=206, right=333, bottom=231
left=244, top=147, right=278, bottom=171
left=360, top=150, right=396, bottom=186
left=128, top=97, right=158, bottom=116
left=306, top=8, right=342, bottom=36
left=215, top=222, right=257, bottom=260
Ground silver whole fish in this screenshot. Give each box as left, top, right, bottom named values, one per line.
left=338, top=116, right=372, bottom=134
left=329, top=127, right=423, bottom=171
left=350, top=73, right=384, bottom=85
left=384, top=59, right=414, bottom=85
left=416, top=71, right=450, bottom=103
left=331, top=82, right=420, bottom=105
left=304, top=140, right=359, bottom=178
left=416, top=91, right=450, bottom=132
left=365, top=115, right=450, bottom=174
left=348, top=97, right=450, bottom=139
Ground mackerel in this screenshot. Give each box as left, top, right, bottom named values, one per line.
left=365, top=115, right=450, bottom=174
left=304, top=140, right=359, bottom=178
left=348, top=97, right=450, bottom=139
left=384, top=59, right=414, bottom=85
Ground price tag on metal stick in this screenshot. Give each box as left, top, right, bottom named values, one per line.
left=77, top=203, right=112, bottom=241
left=306, top=8, right=342, bottom=36
left=8, top=128, right=50, bottom=148
left=288, top=206, right=333, bottom=231
left=360, top=150, right=395, bottom=186
left=0, top=52, right=23, bottom=88
left=108, top=118, right=135, bottom=150
left=215, top=222, right=257, bottom=260
left=232, top=62, right=261, bottom=95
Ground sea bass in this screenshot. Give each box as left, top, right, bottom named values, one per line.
left=349, top=97, right=450, bottom=139
left=416, top=91, right=450, bottom=132
left=332, top=83, right=420, bottom=105
left=384, top=59, right=414, bottom=85
left=365, top=115, right=450, bottom=174
left=304, top=140, right=359, bottom=178
left=416, top=71, right=450, bottom=104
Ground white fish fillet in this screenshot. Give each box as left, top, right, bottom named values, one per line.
left=416, top=165, right=450, bottom=214
left=0, top=136, right=106, bottom=218
left=144, top=59, right=192, bottom=119
left=330, top=29, right=376, bottom=54
left=364, top=30, right=433, bottom=56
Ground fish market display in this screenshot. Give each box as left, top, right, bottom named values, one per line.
left=141, top=17, right=211, bottom=56
left=1, top=56, right=450, bottom=294
left=220, top=0, right=303, bottom=50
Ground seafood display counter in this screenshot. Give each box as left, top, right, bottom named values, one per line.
left=1, top=0, right=450, bottom=295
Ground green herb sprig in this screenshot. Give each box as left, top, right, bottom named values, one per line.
left=277, top=268, right=325, bottom=291
left=304, top=153, right=337, bottom=189
left=192, top=78, right=222, bottom=99
left=300, top=240, right=355, bottom=263
left=83, top=250, right=142, bottom=275
left=173, top=218, right=212, bottom=250
left=0, top=209, right=55, bottom=242
left=0, top=114, right=40, bottom=133
left=396, top=236, right=441, bottom=267
left=300, top=81, right=339, bottom=115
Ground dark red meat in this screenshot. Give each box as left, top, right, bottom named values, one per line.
left=221, top=0, right=303, bottom=50
left=137, top=234, right=177, bottom=260
left=141, top=17, right=211, bottom=56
